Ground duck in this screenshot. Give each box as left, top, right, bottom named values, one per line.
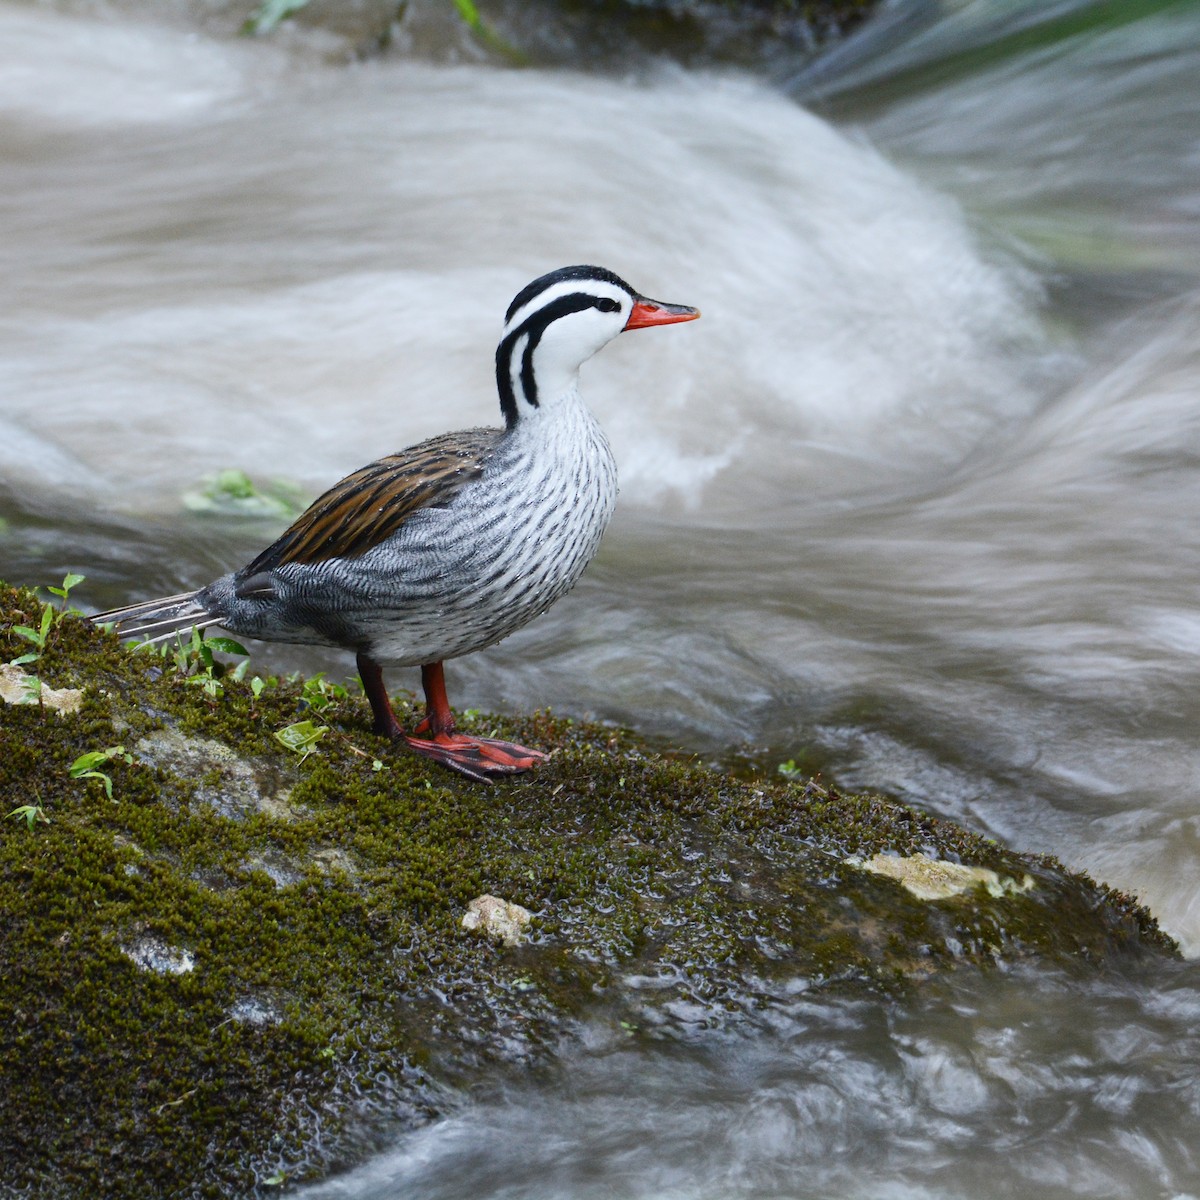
left=92, top=265, right=700, bottom=782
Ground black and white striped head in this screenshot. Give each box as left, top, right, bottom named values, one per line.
left=495, top=265, right=699, bottom=428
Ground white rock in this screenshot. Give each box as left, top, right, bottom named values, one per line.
left=852, top=853, right=1035, bottom=901
left=123, top=935, right=194, bottom=975
left=461, top=895, right=532, bottom=948
left=0, top=662, right=82, bottom=714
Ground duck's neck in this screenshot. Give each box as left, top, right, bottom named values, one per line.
left=502, top=382, right=596, bottom=447
left=496, top=325, right=597, bottom=429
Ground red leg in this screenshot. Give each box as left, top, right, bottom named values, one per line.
left=411, top=662, right=455, bottom=737
left=403, top=661, right=546, bottom=783
left=357, top=652, right=404, bottom=739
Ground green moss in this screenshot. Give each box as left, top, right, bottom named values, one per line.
left=0, top=582, right=1176, bottom=1197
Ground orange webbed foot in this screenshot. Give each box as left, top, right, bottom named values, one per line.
left=402, top=732, right=547, bottom=783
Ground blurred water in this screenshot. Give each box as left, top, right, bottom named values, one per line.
left=4, top=1, right=1200, bottom=1193
left=297, top=962, right=1200, bottom=1200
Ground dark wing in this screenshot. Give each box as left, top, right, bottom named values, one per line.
left=236, top=428, right=500, bottom=591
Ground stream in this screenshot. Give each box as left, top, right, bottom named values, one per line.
left=2, top=0, right=1200, bottom=1195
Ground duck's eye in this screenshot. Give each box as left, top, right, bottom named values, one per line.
left=595, top=297, right=620, bottom=313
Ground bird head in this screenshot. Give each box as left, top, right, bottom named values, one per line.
left=496, top=265, right=699, bottom=427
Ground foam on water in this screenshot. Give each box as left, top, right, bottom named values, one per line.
left=0, top=5, right=1044, bottom=523
left=0, top=6, right=271, bottom=126
left=293, top=965, right=1200, bottom=1200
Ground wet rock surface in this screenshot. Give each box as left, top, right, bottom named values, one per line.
left=456, top=0, right=877, bottom=71
left=180, top=0, right=876, bottom=69
left=0, top=583, right=1175, bottom=1197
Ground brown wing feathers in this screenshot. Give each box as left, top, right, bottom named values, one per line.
left=242, top=429, right=498, bottom=576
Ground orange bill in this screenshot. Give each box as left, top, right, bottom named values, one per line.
left=625, top=297, right=701, bottom=330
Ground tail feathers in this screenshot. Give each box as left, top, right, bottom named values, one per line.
left=91, top=591, right=224, bottom=645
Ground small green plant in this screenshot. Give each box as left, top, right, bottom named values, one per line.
left=9, top=602, right=52, bottom=668
left=182, top=468, right=305, bottom=520
left=9, top=572, right=87, bottom=665
left=149, top=628, right=251, bottom=698
left=47, top=573, right=86, bottom=611
left=6, top=574, right=86, bottom=713
left=450, top=0, right=526, bottom=60
left=777, top=759, right=804, bottom=779
left=7, top=803, right=49, bottom=829
left=69, top=746, right=134, bottom=801
left=189, top=633, right=251, bottom=698
left=299, top=673, right=349, bottom=715
left=274, top=720, right=329, bottom=763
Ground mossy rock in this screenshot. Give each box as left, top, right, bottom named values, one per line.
left=0, top=582, right=1174, bottom=1197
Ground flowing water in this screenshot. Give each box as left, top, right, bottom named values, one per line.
left=3, top=0, right=1200, bottom=1194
